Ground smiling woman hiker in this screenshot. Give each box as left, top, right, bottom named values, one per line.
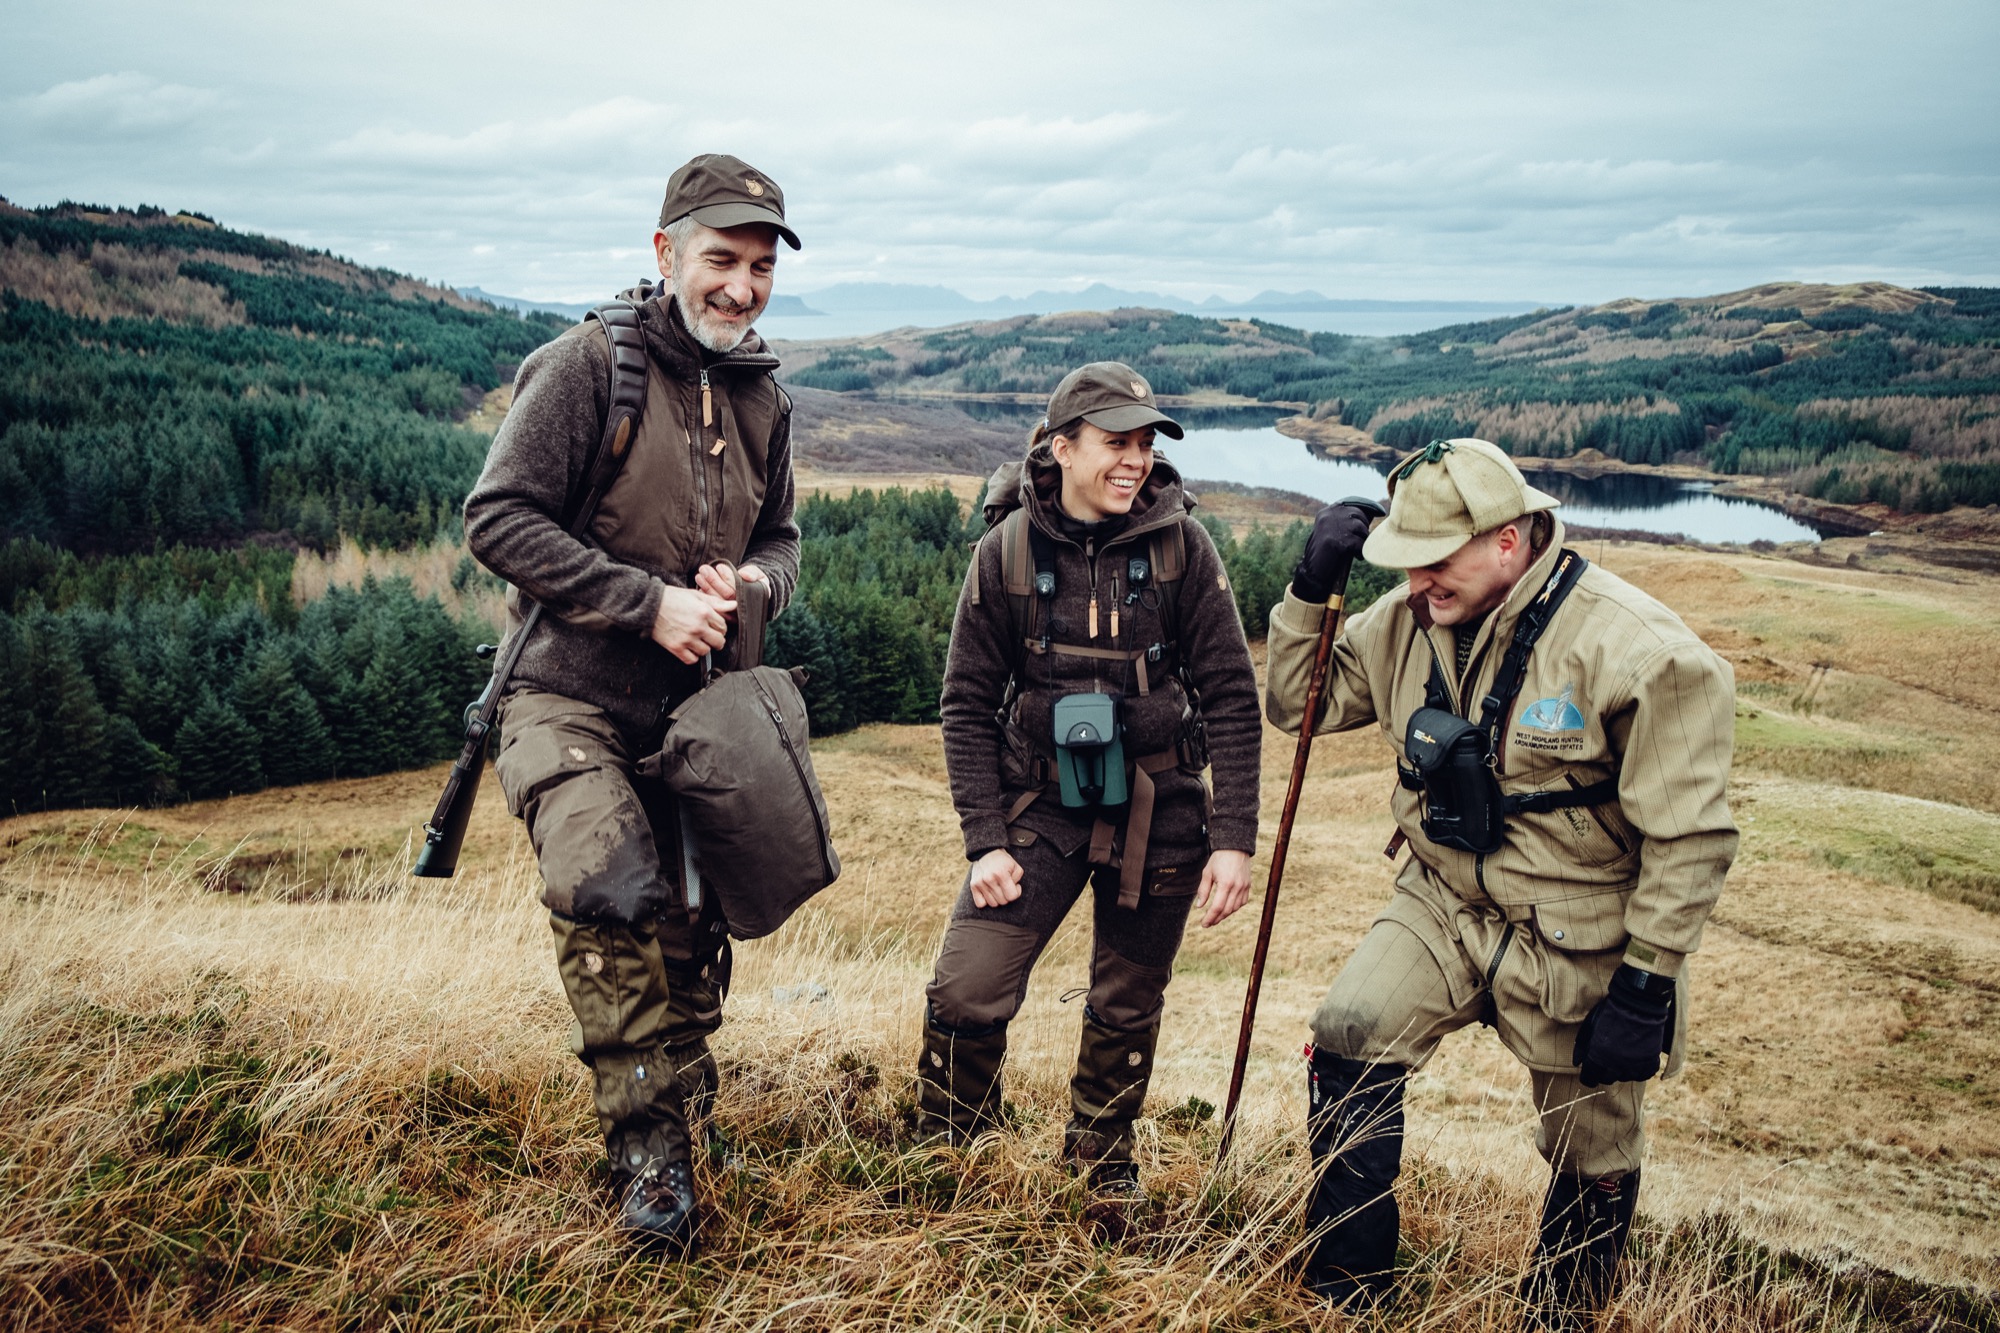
left=914, top=361, right=1262, bottom=1209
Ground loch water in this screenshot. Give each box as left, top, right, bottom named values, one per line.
left=944, top=400, right=1832, bottom=545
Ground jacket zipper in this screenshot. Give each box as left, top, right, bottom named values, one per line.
left=690, top=371, right=712, bottom=559
left=757, top=674, right=835, bottom=880
left=1084, top=537, right=1099, bottom=639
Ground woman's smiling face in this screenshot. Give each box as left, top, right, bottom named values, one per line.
left=1052, top=421, right=1156, bottom=521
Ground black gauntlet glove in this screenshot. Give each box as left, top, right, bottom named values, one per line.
left=1573, top=963, right=1675, bottom=1088
left=1291, top=502, right=1379, bottom=604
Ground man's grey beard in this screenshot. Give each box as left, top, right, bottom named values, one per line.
left=672, top=277, right=761, bottom=354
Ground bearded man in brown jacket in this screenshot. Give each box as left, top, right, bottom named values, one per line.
left=1265, top=439, right=1737, bottom=1326
left=462, top=153, right=803, bottom=1249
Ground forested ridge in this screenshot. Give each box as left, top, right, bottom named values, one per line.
left=1, top=201, right=1380, bottom=814
left=1, top=201, right=562, bottom=812
left=784, top=283, right=2000, bottom=514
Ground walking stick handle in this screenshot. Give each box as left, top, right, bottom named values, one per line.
left=1216, top=496, right=1385, bottom=1165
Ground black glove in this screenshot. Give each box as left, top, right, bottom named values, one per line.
left=1291, top=502, right=1378, bottom=604
left=1573, top=963, right=1675, bottom=1088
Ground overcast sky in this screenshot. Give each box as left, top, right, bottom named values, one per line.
left=5, top=0, right=1996, bottom=306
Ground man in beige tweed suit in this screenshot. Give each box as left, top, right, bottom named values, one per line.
left=1265, top=438, right=1737, bottom=1327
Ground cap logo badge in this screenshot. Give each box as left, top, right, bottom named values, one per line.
left=1130, top=380, right=1146, bottom=398
left=745, top=178, right=766, bottom=197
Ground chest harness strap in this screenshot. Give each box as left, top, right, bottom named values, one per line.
left=990, top=509, right=1206, bottom=906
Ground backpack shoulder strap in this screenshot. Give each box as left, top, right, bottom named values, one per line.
left=1146, top=518, right=1190, bottom=647
left=561, top=298, right=647, bottom=530
left=1149, top=518, right=1187, bottom=585
left=1000, top=505, right=1038, bottom=599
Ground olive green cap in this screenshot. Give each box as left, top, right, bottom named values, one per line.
left=1362, top=437, right=1560, bottom=569
left=659, top=152, right=801, bottom=250
left=1045, top=361, right=1183, bottom=439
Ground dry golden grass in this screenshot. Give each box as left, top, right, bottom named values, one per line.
left=2, top=542, right=1996, bottom=1329
left=290, top=537, right=507, bottom=638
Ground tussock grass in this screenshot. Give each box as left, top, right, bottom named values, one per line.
left=3, top=815, right=1994, bottom=1330
left=4, top=539, right=1999, bottom=1328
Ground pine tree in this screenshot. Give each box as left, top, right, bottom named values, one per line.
left=23, top=614, right=115, bottom=806
left=101, top=714, right=175, bottom=807
left=767, top=603, right=853, bottom=734
left=354, top=623, right=442, bottom=771
left=173, top=693, right=264, bottom=800
left=236, top=644, right=333, bottom=787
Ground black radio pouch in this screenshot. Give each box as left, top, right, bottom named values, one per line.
left=1403, top=705, right=1506, bottom=853
left=1396, top=548, right=1619, bottom=857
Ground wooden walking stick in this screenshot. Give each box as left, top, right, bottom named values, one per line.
left=1217, top=497, right=1385, bottom=1165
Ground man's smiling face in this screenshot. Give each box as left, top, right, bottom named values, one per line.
left=656, top=220, right=777, bottom=353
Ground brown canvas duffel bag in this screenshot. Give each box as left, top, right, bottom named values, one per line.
left=637, top=572, right=841, bottom=939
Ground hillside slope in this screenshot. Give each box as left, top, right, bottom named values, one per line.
left=0, top=539, right=1994, bottom=1329
left=774, top=281, right=2000, bottom=519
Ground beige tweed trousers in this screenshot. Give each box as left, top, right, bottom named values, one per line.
left=1311, top=868, right=1673, bottom=1178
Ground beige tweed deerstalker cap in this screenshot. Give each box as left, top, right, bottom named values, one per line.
left=1361, top=437, right=1561, bottom=569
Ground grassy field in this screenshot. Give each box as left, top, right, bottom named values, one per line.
left=2, top=541, right=1996, bottom=1330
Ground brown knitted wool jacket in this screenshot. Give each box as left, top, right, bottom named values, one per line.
left=463, top=291, right=801, bottom=742
left=940, top=444, right=1260, bottom=867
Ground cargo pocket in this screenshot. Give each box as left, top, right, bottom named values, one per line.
left=1529, top=891, right=1629, bottom=1026
left=493, top=695, right=618, bottom=823
left=1143, top=860, right=1201, bottom=899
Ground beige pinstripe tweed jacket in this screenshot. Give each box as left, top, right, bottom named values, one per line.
left=1267, top=518, right=1738, bottom=982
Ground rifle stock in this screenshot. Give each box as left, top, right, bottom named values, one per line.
left=411, top=604, right=541, bottom=878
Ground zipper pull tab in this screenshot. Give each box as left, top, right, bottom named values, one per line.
left=1109, top=572, right=1120, bottom=638
left=700, top=370, right=713, bottom=427
left=1089, top=594, right=1099, bottom=640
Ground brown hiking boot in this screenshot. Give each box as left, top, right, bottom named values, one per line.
left=608, top=1120, right=699, bottom=1251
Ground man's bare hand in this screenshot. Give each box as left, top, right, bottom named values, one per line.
left=650, top=584, right=734, bottom=663
left=967, top=848, right=1025, bottom=908
left=1195, top=848, right=1253, bottom=927
left=694, top=562, right=764, bottom=617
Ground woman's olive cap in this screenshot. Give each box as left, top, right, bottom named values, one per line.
left=659, top=152, right=801, bottom=250
left=1362, top=437, right=1561, bottom=569
left=1045, top=361, right=1183, bottom=439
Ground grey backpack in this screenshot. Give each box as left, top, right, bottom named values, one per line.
left=637, top=573, right=841, bottom=939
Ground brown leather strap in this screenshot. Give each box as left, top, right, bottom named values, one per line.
left=1027, top=640, right=1152, bottom=663
left=1005, top=789, right=1041, bottom=825
left=1088, top=817, right=1118, bottom=868
left=1116, top=749, right=1186, bottom=910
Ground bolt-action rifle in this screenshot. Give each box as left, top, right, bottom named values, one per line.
left=412, top=301, right=649, bottom=877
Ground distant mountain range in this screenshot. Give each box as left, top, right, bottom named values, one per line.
left=786, top=282, right=1546, bottom=320
left=461, top=282, right=1542, bottom=325
left=460, top=287, right=825, bottom=320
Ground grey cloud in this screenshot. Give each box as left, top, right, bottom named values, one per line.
left=22, top=71, right=223, bottom=138
left=2, top=0, right=1995, bottom=303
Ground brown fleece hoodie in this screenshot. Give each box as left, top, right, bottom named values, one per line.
left=940, top=444, right=1260, bottom=865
